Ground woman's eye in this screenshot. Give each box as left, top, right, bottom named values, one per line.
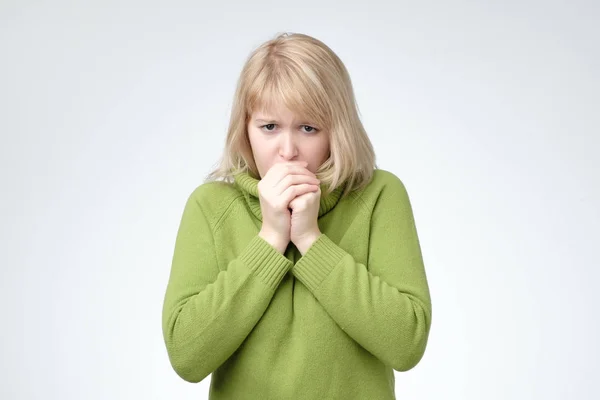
left=261, top=124, right=317, bottom=133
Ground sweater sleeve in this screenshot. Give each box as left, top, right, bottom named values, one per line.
left=162, top=189, right=293, bottom=383
left=290, top=175, right=432, bottom=372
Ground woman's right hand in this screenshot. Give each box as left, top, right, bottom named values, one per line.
left=257, top=161, right=321, bottom=254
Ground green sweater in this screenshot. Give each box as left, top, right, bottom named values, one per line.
left=162, top=168, right=432, bottom=399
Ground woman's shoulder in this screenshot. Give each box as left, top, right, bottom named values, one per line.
left=185, top=180, right=243, bottom=220
left=362, top=168, right=409, bottom=195
left=372, top=168, right=408, bottom=185
left=190, top=179, right=237, bottom=197
left=350, top=168, right=411, bottom=208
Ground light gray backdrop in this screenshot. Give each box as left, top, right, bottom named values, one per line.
left=1, top=0, right=598, bottom=399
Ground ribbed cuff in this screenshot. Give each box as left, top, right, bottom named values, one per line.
left=291, top=234, right=346, bottom=293
left=239, top=235, right=292, bottom=291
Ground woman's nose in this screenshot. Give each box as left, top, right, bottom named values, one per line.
left=278, top=132, right=298, bottom=160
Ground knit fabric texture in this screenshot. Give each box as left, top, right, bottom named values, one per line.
left=162, top=168, right=432, bottom=399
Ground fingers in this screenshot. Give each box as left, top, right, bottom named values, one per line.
left=271, top=162, right=315, bottom=185
left=275, top=174, right=320, bottom=195
left=281, top=183, right=320, bottom=205
left=258, top=161, right=320, bottom=210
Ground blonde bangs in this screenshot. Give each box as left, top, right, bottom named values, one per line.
left=246, top=63, right=330, bottom=131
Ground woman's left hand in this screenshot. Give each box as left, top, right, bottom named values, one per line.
left=289, top=186, right=322, bottom=255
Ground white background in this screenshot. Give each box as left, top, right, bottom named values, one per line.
left=1, top=1, right=599, bottom=399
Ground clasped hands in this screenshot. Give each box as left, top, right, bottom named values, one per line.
left=257, top=161, right=322, bottom=255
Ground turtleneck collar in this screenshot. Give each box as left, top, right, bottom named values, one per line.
left=233, top=170, right=346, bottom=221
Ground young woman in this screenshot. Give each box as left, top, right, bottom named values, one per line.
left=162, top=32, right=432, bottom=399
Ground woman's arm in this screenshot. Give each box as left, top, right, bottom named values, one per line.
left=162, top=188, right=292, bottom=383
left=291, top=174, right=432, bottom=371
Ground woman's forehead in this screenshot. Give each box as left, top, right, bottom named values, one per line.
left=252, top=102, right=307, bottom=120
left=249, top=89, right=326, bottom=125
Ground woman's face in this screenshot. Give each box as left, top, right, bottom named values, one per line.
left=247, top=103, right=330, bottom=178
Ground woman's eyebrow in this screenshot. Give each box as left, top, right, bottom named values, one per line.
left=255, top=118, right=316, bottom=125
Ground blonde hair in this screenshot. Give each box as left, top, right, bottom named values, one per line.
left=205, top=32, right=377, bottom=198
